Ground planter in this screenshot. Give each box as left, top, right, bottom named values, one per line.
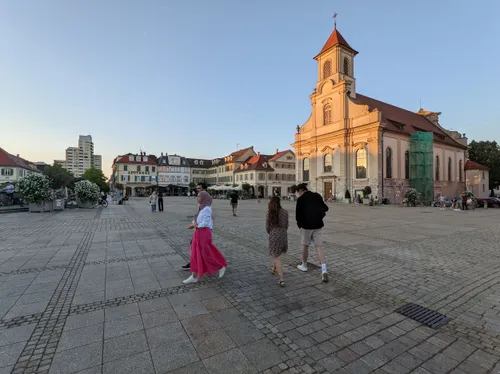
left=29, top=202, right=53, bottom=213
left=77, top=200, right=96, bottom=209
left=363, top=198, right=370, bottom=205
left=53, top=199, right=65, bottom=211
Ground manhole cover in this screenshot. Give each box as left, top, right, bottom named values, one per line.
left=395, top=303, right=449, bottom=329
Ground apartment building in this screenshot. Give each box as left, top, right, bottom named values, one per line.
left=234, top=149, right=296, bottom=197
left=64, top=135, right=102, bottom=177
left=186, top=158, right=213, bottom=185
left=157, top=153, right=190, bottom=194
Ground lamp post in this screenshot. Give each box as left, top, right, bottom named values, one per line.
left=296, top=125, right=301, bottom=183
left=333, top=174, right=337, bottom=198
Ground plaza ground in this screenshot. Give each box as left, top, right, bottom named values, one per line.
left=1, top=197, right=500, bottom=373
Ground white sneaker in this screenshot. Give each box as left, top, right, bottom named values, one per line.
left=297, top=264, right=308, bottom=272
left=183, top=275, right=198, bottom=284
left=219, top=267, right=226, bottom=278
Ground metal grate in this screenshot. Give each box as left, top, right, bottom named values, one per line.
left=395, top=303, right=449, bottom=329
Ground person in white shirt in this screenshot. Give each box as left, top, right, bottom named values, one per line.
left=183, top=191, right=227, bottom=284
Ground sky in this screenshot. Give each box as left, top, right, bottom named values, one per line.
left=1, top=0, right=499, bottom=177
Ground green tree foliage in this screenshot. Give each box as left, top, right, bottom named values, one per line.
left=44, top=164, right=74, bottom=189
left=468, top=140, right=500, bottom=189
left=242, top=183, right=251, bottom=192
left=82, top=167, right=109, bottom=192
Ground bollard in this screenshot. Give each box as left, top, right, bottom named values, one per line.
left=484, top=201, right=488, bottom=209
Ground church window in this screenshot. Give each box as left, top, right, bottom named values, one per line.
left=302, top=158, right=310, bottom=182
left=323, top=104, right=332, bottom=125
left=343, top=57, right=349, bottom=76
left=435, top=156, right=440, bottom=181
left=324, top=154, right=333, bottom=173
left=356, top=148, right=367, bottom=179
left=405, top=151, right=410, bottom=179
left=386, top=148, right=393, bottom=178
left=323, top=60, right=332, bottom=79
left=448, top=157, right=452, bottom=181
left=459, top=160, right=463, bottom=181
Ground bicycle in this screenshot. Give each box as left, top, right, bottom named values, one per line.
left=98, top=198, right=108, bottom=208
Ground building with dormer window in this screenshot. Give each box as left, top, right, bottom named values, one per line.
left=111, top=152, right=157, bottom=196
left=156, top=153, right=190, bottom=195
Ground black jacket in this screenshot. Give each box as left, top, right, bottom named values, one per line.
left=296, top=191, right=329, bottom=230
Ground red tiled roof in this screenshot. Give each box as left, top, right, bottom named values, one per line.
left=0, top=147, right=40, bottom=172
left=353, top=94, right=467, bottom=149
left=269, top=150, right=294, bottom=161
left=230, top=146, right=253, bottom=159
left=113, top=153, right=157, bottom=165
left=314, top=28, right=358, bottom=59
left=465, top=160, right=489, bottom=171
left=235, top=154, right=274, bottom=173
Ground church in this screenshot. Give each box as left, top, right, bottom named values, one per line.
left=291, top=24, right=467, bottom=204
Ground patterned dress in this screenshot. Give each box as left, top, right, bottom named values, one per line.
left=266, top=208, right=289, bottom=257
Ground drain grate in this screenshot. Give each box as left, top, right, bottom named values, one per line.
left=395, top=303, right=449, bottom=329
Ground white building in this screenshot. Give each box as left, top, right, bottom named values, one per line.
left=64, top=135, right=102, bottom=177
left=0, top=147, right=41, bottom=184
left=157, top=153, right=190, bottom=194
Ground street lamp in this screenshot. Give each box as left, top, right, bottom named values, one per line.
left=332, top=174, right=337, bottom=197
left=296, top=125, right=301, bottom=183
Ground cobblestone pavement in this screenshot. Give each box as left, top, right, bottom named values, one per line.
left=1, top=198, right=500, bottom=373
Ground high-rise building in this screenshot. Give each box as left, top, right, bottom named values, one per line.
left=64, top=135, right=102, bottom=177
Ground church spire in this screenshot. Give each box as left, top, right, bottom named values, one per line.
left=314, top=26, right=358, bottom=60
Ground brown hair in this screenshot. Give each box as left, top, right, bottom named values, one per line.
left=267, top=196, right=282, bottom=226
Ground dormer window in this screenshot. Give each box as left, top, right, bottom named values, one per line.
left=136, top=156, right=141, bottom=162
left=143, top=156, right=148, bottom=162
left=200, top=161, right=204, bottom=165
left=129, top=155, right=134, bottom=162
left=194, top=160, right=199, bottom=165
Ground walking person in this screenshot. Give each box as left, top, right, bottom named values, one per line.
left=158, top=191, right=164, bottom=212
left=439, top=194, right=445, bottom=211
left=266, top=197, right=288, bottom=287
left=183, top=191, right=227, bottom=284
left=230, top=190, right=239, bottom=216
left=295, top=183, right=329, bottom=283
left=182, top=182, right=208, bottom=271
left=149, top=190, right=157, bottom=212
left=461, top=192, right=468, bottom=211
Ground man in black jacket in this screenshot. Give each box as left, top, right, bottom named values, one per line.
left=295, top=183, right=329, bottom=282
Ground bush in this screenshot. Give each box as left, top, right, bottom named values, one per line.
left=18, top=173, right=52, bottom=204
left=75, top=180, right=100, bottom=204
left=404, top=188, right=418, bottom=207
left=364, top=186, right=372, bottom=196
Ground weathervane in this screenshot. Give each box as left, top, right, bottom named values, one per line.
left=333, top=12, right=338, bottom=29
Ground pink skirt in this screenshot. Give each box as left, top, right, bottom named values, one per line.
left=190, top=228, right=227, bottom=279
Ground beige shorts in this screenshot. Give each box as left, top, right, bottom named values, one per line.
left=300, top=228, right=323, bottom=247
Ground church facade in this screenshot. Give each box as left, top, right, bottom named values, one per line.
left=291, top=26, right=467, bottom=203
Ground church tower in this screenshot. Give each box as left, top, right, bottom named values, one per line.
left=313, top=25, right=358, bottom=97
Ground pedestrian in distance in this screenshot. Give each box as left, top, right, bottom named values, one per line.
left=149, top=190, right=157, bottom=212
left=230, top=190, right=239, bottom=216
left=266, top=196, right=288, bottom=287
left=158, top=191, right=164, bottom=212
left=295, top=183, right=329, bottom=283
left=183, top=191, right=227, bottom=284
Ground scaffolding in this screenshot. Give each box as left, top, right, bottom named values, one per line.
left=410, top=132, right=434, bottom=205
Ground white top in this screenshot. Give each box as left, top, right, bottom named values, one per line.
left=196, top=206, right=213, bottom=229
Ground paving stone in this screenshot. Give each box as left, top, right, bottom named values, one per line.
left=240, top=338, right=288, bottom=372
left=211, top=308, right=247, bottom=327
left=150, top=338, right=199, bottom=373
left=49, top=341, right=102, bottom=374
left=203, top=348, right=258, bottom=374
left=145, top=321, right=188, bottom=349
left=104, top=314, right=143, bottom=339
left=0, top=325, right=35, bottom=347
left=0, top=342, right=26, bottom=368
left=188, top=328, right=236, bottom=359
left=57, top=323, right=103, bottom=352
left=202, top=296, right=233, bottom=311
left=104, top=303, right=140, bottom=320
left=168, top=361, right=209, bottom=374
left=103, top=350, right=153, bottom=374
left=103, top=330, right=149, bottom=363
left=223, top=321, right=265, bottom=346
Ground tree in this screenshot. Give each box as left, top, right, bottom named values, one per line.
left=82, top=167, right=109, bottom=192
left=242, top=183, right=251, bottom=193
left=44, top=164, right=74, bottom=189
left=188, top=182, right=196, bottom=189
left=468, top=140, right=500, bottom=189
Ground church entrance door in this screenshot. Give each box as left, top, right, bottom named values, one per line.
left=324, top=182, right=333, bottom=200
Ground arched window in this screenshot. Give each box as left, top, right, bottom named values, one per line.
left=323, top=60, right=332, bottom=79
left=405, top=151, right=410, bottom=179
left=343, top=57, right=349, bottom=76
left=323, top=104, right=332, bottom=125
left=324, top=154, right=333, bottom=173
left=448, top=157, right=452, bottom=181
left=356, top=148, right=367, bottom=179
left=303, top=158, right=310, bottom=182
left=459, top=160, right=463, bottom=182
left=386, top=148, right=393, bottom=178
left=435, top=156, right=440, bottom=181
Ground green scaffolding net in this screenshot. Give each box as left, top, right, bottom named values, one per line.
left=410, top=132, right=434, bottom=205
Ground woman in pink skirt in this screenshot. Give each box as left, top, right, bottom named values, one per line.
left=183, top=191, right=227, bottom=284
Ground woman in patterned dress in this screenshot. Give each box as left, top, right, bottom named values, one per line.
left=266, top=196, right=288, bottom=287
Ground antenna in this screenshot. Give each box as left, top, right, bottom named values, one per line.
left=236, top=143, right=240, bottom=150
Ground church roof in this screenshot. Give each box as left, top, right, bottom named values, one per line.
left=465, top=160, right=489, bottom=171
left=314, top=28, right=358, bottom=59
left=353, top=94, right=468, bottom=149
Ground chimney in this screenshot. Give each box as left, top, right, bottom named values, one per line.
left=276, top=148, right=279, bottom=154
left=258, top=152, right=260, bottom=156
left=417, top=109, right=442, bottom=128
left=16, top=154, right=19, bottom=158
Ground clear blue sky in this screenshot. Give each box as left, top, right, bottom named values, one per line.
left=1, top=0, right=499, bottom=176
